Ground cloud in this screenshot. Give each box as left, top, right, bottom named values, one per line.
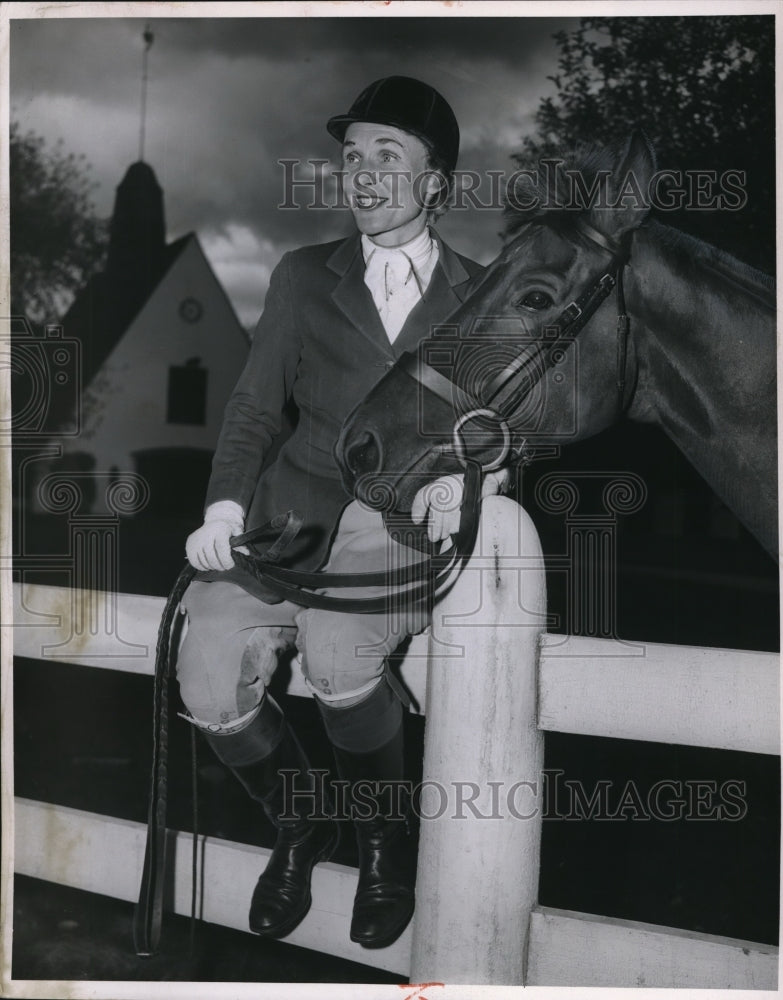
left=9, top=12, right=573, bottom=319
left=199, top=223, right=283, bottom=329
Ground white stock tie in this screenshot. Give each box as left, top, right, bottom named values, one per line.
left=362, top=231, right=437, bottom=343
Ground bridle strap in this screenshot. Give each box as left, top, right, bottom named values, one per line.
left=398, top=266, right=621, bottom=414
left=485, top=270, right=619, bottom=417
left=615, top=265, right=630, bottom=406
left=485, top=223, right=630, bottom=415
left=400, top=222, right=632, bottom=441
left=399, top=349, right=474, bottom=408
left=579, top=221, right=632, bottom=414
left=577, top=219, right=624, bottom=256
left=579, top=221, right=631, bottom=410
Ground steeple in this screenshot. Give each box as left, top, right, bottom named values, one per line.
left=139, top=23, right=154, bottom=162
left=107, top=160, right=166, bottom=284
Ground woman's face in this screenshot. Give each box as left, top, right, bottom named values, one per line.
left=341, top=122, right=439, bottom=247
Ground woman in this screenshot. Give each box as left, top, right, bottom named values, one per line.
left=180, top=76, right=506, bottom=949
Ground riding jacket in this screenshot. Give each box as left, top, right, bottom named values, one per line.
left=204, top=229, right=484, bottom=574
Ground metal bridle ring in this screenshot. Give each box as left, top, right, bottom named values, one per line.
left=452, top=408, right=512, bottom=472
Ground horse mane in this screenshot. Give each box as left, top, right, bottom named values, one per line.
left=503, top=139, right=775, bottom=309
left=650, top=223, right=775, bottom=309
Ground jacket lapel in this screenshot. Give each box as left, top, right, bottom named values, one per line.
left=328, top=235, right=394, bottom=356
left=326, top=229, right=481, bottom=358
left=392, top=231, right=478, bottom=356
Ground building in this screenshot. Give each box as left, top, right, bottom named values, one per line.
left=52, top=160, right=250, bottom=517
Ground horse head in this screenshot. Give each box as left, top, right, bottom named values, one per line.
left=336, top=133, right=777, bottom=558
left=336, top=132, right=657, bottom=514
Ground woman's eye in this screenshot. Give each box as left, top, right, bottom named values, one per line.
left=517, top=290, right=554, bottom=311
left=344, top=152, right=359, bottom=164
left=380, top=151, right=398, bottom=163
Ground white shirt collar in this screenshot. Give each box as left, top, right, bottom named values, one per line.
left=361, top=227, right=435, bottom=268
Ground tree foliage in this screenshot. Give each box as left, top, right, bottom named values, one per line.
left=511, top=16, right=774, bottom=272
left=10, top=121, right=107, bottom=324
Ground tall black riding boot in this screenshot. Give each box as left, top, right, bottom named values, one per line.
left=317, top=679, right=416, bottom=949
left=201, top=695, right=340, bottom=938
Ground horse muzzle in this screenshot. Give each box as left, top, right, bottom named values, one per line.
left=335, top=422, right=407, bottom=511
left=335, top=424, right=393, bottom=510
left=338, top=426, right=383, bottom=487
left=336, top=414, right=458, bottom=514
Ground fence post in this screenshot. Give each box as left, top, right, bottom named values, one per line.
left=410, top=497, right=547, bottom=985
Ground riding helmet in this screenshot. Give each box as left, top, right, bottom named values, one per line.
left=327, top=76, right=459, bottom=173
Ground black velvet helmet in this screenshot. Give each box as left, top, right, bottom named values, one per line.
left=327, top=76, right=460, bottom=173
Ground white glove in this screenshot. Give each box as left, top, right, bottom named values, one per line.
left=186, top=500, right=246, bottom=572
left=410, top=468, right=512, bottom=544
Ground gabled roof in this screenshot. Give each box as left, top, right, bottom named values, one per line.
left=48, top=161, right=247, bottom=434
left=59, top=233, right=191, bottom=393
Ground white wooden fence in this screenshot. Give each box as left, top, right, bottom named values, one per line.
left=8, top=498, right=780, bottom=987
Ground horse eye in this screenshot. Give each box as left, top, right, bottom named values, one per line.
left=517, top=290, right=554, bottom=311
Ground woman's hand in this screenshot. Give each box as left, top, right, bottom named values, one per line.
left=185, top=500, right=246, bottom=571
left=410, top=467, right=512, bottom=544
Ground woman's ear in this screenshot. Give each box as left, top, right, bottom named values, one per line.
left=422, top=169, right=449, bottom=214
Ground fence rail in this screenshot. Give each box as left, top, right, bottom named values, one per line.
left=9, top=498, right=781, bottom=987
left=12, top=581, right=779, bottom=754
left=15, top=798, right=777, bottom=988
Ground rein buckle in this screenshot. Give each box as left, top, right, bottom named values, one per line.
left=452, top=408, right=512, bottom=472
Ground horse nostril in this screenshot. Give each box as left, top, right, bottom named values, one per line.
left=345, top=429, right=381, bottom=475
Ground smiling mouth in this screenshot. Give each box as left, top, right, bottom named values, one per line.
left=352, top=194, right=386, bottom=210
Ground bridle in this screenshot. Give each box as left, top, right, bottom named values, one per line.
left=399, top=220, right=632, bottom=473
left=133, top=221, right=633, bottom=957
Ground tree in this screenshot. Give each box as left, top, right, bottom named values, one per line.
left=511, top=16, right=774, bottom=272
left=10, top=121, right=107, bottom=324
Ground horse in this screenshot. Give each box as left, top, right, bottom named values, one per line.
left=335, top=132, right=777, bottom=560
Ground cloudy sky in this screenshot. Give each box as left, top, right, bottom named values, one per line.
left=9, top=7, right=578, bottom=327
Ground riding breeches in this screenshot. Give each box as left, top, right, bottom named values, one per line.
left=176, top=500, right=430, bottom=731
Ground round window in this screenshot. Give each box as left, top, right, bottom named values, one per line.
left=179, top=297, right=203, bottom=323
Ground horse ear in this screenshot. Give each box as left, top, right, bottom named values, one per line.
left=589, top=130, right=656, bottom=243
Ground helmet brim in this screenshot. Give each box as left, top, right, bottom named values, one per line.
left=327, top=114, right=437, bottom=156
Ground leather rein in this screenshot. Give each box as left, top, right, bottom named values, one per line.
left=133, top=462, right=483, bottom=957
